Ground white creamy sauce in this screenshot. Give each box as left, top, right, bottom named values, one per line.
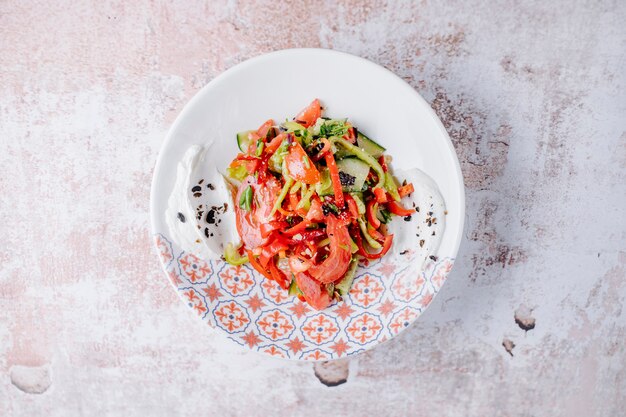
left=386, top=168, right=446, bottom=269
left=165, top=144, right=239, bottom=259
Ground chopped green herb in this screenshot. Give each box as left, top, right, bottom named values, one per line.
left=319, top=119, right=348, bottom=137
left=238, top=185, right=253, bottom=211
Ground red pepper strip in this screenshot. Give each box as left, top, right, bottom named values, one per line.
left=297, top=294, right=306, bottom=302
left=344, top=194, right=359, bottom=219
left=247, top=250, right=273, bottom=280
left=288, top=193, right=300, bottom=211
left=311, top=138, right=332, bottom=161
left=343, top=126, right=356, bottom=144
left=367, top=225, right=385, bottom=242
left=366, top=200, right=381, bottom=229
left=378, top=155, right=388, bottom=172
left=256, top=156, right=270, bottom=183
left=259, top=239, right=290, bottom=265
left=258, top=253, right=271, bottom=269
left=325, top=152, right=345, bottom=208
left=398, top=183, right=414, bottom=198
left=283, top=219, right=312, bottom=236
left=373, top=187, right=388, bottom=203
left=260, top=221, right=289, bottom=239
left=269, top=258, right=290, bottom=289
left=352, top=229, right=394, bottom=260
left=387, top=200, right=415, bottom=217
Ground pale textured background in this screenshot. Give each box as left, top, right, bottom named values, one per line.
left=1, top=1, right=625, bottom=416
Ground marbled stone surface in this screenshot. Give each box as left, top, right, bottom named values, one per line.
left=1, top=1, right=624, bottom=416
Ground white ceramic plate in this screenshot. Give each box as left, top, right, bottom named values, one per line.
left=150, top=49, right=464, bottom=361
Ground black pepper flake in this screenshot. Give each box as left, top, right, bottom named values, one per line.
left=198, top=179, right=204, bottom=185
left=177, top=212, right=186, bottom=223
left=204, top=228, right=210, bottom=238
left=223, top=203, right=228, bottom=212
left=403, top=215, right=412, bottom=222
left=428, top=211, right=433, bottom=216
left=432, top=231, right=436, bottom=236
left=193, top=192, right=202, bottom=198
left=191, top=185, right=202, bottom=193
left=210, top=233, right=214, bottom=237
left=429, top=255, right=438, bottom=261
left=419, top=239, right=425, bottom=247
left=400, top=250, right=409, bottom=255
left=416, top=206, right=420, bottom=212
left=338, top=171, right=356, bottom=187
left=444, top=210, right=448, bottom=215
left=207, top=183, right=215, bottom=190
left=206, top=209, right=216, bottom=224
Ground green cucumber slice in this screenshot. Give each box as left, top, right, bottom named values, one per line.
left=288, top=278, right=303, bottom=296
left=236, top=130, right=254, bottom=152
left=356, top=131, right=386, bottom=158
left=336, top=157, right=370, bottom=192
left=335, top=258, right=358, bottom=296
left=315, top=168, right=334, bottom=196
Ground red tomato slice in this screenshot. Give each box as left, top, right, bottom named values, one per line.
left=285, top=142, right=320, bottom=184
left=294, top=99, right=321, bottom=128
left=256, top=119, right=274, bottom=138
left=295, top=272, right=332, bottom=310
left=265, top=133, right=286, bottom=155
left=307, top=215, right=352, bottom=284
left=235, top=176, right=282, bottom=249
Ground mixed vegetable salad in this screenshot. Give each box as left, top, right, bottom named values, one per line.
left=224, top=99, right=416, bottom=310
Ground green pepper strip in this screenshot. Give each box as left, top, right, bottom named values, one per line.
left=297, top=184, right=316, bottom=210
left=270, top=164, right=294, bottom=217
left=385, top=172, right=401, bottom=202
left=357, top=218, right=382, bottom=249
